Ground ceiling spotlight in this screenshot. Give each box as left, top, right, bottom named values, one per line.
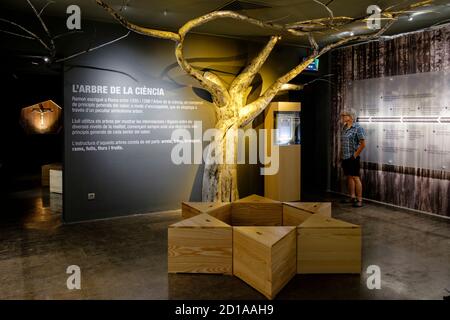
left=43, top=57, right=50, bottom=63
left=120, top=0, right=131, bottom=11
left=408, top=16, right=414, bottom=21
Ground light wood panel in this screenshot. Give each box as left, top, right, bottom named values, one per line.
left=233, top=226, right=296, bottom=299
left=297, top=214, right=361, bottom=274
left=231, top=194, right=282, bottom=226
left=283, top=202, right=331, bottom=226
left=168, top=214, right=232, bottom=274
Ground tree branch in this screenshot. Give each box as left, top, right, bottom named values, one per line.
left=56, top=31, right=130, bottom=63
left=97, top=0, right=234, bottom=108
left=26, top=0, right=55, bottom=56
left=52, top=30, right=84, bottom=40
left=286, top=0, right=433, bottom=32
left=95, top=0, right=181, bottom=41
left=313, top=0, right=334, bottom=20
left=177, top=10, right=307, bottom=38
left=238, top=18, right=399, bottom=127
left=317, top=18, right=397, bottom=56
left=95, top=0, right=433, bottom=118
left=238, top=58, right=312, bottom=127
left=174, top=39, right=230, bottom=108
left=279, top=83, right=304, bottom=91
left=229, top=35, right=280, bottom=97
left=285, top=16, right=354, bottom=32
left=38, top=1, right=54, bottom=17
left=308, top=33, right=319, bottom=54
left=0, top=18, right=51, bottom=52
left=0, top=29, right=35, bottom=40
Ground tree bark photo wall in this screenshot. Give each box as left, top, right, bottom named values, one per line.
left=331, top=23, right=450, bottom=217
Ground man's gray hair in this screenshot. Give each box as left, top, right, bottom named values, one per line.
left=340, top=108, right=357, bottom=120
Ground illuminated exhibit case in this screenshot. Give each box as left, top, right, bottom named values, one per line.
left=273, top=111, right=301, bottom=146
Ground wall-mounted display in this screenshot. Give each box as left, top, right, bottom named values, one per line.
left=20, top=100, right=62, bottom=134
left=346, top=71, right=450, bottom=172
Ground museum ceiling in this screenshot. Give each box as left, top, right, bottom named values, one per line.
left=1, top=0, right=450, bottom=46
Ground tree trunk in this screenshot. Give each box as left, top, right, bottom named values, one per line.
left=202, top=124, right=239, bottom=202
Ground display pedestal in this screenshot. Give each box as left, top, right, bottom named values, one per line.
left=168, top=213, right=232, bottom=274
left=264, top=102, right=301, bottom=201
left=297, top=214, right=361, bottom=274
left=233, top=226, right=296, bottom=299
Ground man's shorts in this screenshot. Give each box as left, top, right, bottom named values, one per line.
left=342, top=156, right=361, bottom=176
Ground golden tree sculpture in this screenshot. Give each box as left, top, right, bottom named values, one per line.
left=96, top=0, right=432, bottom=202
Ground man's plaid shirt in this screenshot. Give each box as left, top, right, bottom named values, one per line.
left=341, top=122, right=366, bottom=160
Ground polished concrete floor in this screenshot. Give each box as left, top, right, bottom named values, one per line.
left=0, top=188, right=449, bottom=300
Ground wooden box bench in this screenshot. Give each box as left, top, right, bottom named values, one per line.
left=168, top=213, right=232, bottom=275
left=182, top=202, right=231, bottom=224
left=283, top=202, right=331, bottom=226
left=233, top=226, right=296, bottom=299
left=297, top=214, right=361, bottom=274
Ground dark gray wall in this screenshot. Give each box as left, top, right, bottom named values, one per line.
left=64, top=33, right=214, bottom=222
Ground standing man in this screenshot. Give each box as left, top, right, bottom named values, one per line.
left=340, top=109, right=366, bottom=207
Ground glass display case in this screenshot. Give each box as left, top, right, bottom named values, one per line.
left=273, top=111, right=301, bottom=145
